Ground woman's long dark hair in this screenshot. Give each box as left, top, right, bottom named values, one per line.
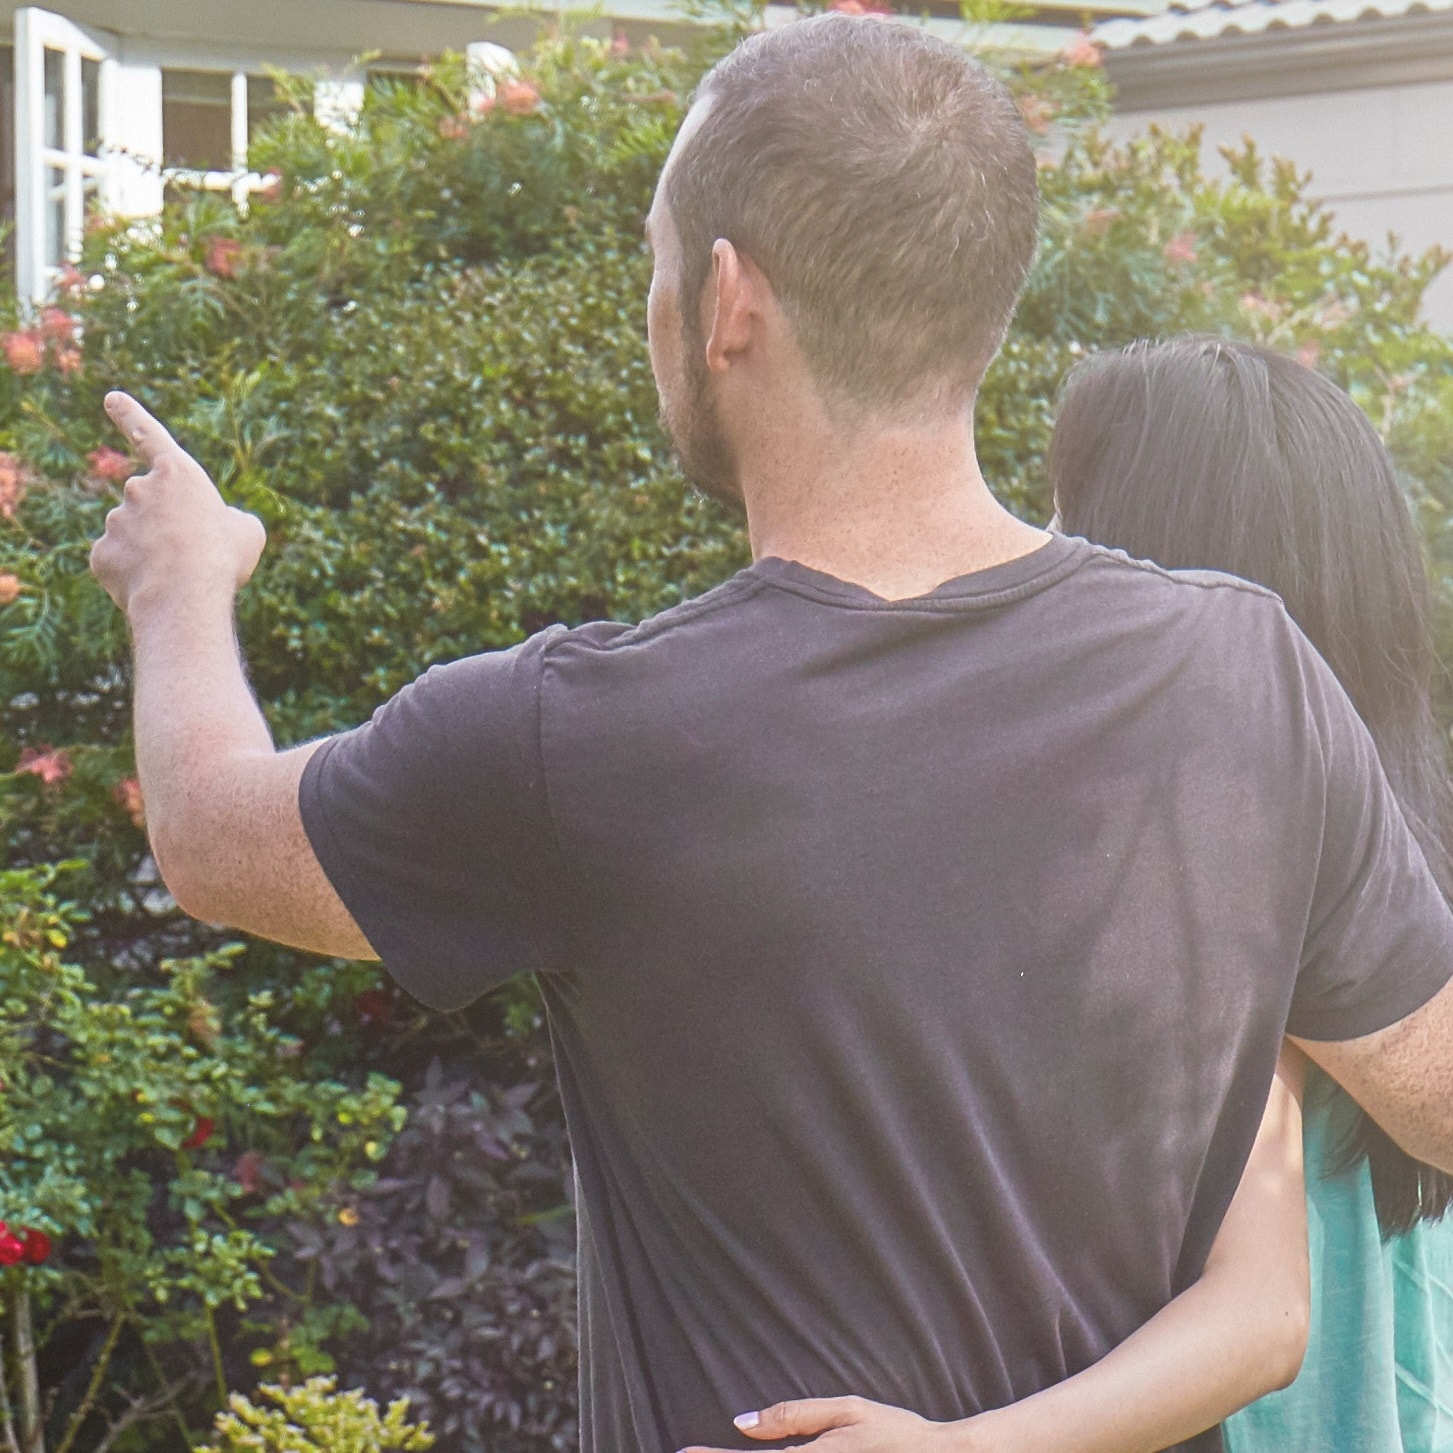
left=1051, top=334, right=1453, bottom=1237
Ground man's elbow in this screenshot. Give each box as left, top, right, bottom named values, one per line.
left=150, top=822, right=229, bottom=926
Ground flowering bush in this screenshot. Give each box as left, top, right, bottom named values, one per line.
left=1, top=10, right=1452, bottom=1451
left=0, top=863, right=404, bottom=1453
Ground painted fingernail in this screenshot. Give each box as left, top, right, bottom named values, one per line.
left=734, top=1412, right=760, bottom=1431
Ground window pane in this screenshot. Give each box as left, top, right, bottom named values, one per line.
left=0, top=45, right=16, bottom=278
left=161, top=69, right=231, bottom=170
left=82, top=56, right=100, bottom=157
left=246, top=73, right=287, bottom=143
left=45, top=166, right=65, bottom=269
left=42, top=48, right=63, bottom=151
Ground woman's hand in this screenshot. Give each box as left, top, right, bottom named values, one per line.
left=678, top=1395, right=977, bottom=1453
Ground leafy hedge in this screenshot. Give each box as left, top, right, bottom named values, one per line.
left=3, top=13, right=1453, bottom=1451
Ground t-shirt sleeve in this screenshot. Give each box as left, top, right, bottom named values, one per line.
left=1288, top=628, right=1453, bottom=1041
left=298, top=631, right=565, bottom=1012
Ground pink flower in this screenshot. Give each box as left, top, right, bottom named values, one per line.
left=54, top=346, right=82, bottom=377
left=499, top=79, right=541, bottom=116
left=0, top=573, right=21, bottom=605
left=1295, top=339, right=1321, bottom=369
left=205, top=237, right=243, bottom=279
left=1016, top=93, right=1055, bottom=136
left=610, top=27, right=630, bottom=53
left=1062, top=33, right=1104, bottom=67
left=1239, top=292, right=1287, bottom=327
left=56, top=264, right=85, bottom=295
left=235, top=1150, right=267, bottom=1194
left=113, top=775, right=145, bottom=828
left=88, top=447, right=133, bottom=483
left=39, top=307, right=75, bottom=342
left=1163, top=231, right=1198, bottom=267
left=2, top=331, right=45, bottom=375
left=16, top=746, right=71, bottom=786
left=0, top=455, right=22, bottom=520
left=437, top=112, right=470, bottom=140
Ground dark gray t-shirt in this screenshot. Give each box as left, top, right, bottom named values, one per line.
left=300, top=535, right=1453, bottom=1453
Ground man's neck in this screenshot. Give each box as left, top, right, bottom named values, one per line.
left=738, top=412, right=1049, bottom=602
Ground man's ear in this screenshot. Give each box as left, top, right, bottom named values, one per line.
left=703, top=238, right=763, bottom=375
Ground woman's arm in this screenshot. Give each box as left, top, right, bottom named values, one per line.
left=684, top=1044, right=1310, bottom=1453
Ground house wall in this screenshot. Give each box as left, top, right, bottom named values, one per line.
left=1107, top=76, right=1453, bottom=329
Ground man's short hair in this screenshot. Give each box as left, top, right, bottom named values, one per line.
left=666, top=14, right=1040, bottom=418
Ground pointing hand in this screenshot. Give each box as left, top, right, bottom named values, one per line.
left=89, top=392, right=266, bottom=618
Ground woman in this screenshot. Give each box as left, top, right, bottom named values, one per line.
left=699, top=339, right=1453, bottom=1453
left=1049, top=335, right=1453, bottom=1452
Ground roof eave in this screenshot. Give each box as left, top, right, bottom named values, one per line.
left=1103, top=6, right=1453, bottom=107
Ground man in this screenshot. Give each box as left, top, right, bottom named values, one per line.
left=91, top=15, right=1453, bottom=1453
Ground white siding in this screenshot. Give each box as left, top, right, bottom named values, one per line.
left=1109, top=78, right=1453, bottom=328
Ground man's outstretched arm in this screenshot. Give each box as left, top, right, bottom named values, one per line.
left=89, top=391, right=375, bottom=961
left=1293, top=979, right=1453, bottom=1176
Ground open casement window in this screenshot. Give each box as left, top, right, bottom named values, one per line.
left=15, top=8, right=108, bottom=303
left=13, top=8, right=164, bottom=305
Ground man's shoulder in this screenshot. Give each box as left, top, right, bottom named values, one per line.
left=1072, top=538, right=1282, bottom=611
left=540, top=567, right=769, bottom=663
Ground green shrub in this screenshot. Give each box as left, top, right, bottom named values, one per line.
left=198, top=1377, right=432, bottom=1452
left=0, top=865, right=404, bottom=1453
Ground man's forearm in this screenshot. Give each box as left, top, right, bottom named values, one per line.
left=128, top=587, right=275, bottom=915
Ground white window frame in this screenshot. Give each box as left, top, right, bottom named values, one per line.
left=14, top=6, right=115, bottom=304
left=10, top=13, right=483, bottom=304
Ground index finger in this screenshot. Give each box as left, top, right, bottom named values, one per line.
left=104, top=391, right=182, bottom=468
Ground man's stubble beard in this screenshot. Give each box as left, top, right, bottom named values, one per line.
left=660, top=318, right=744, bottom=512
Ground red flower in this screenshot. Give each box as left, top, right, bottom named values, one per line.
left=235, top=1150, right=267, bottom=1194
left=181, top=1116, right=216, bottom=1151
left=205, top=237, right=243, bottom=279
left=2, top=330, right=45, bottom=375
left=21, top=1229, right=51, bottom=1264
left=0, top=453, right=25, bottom=520
left=355, top=987, right=392, bottom=1029
left=113, top=775, right=145, bottom=828
left=0, top=1226, right=24, bottom=1266
left=54, top=346, right=82, bottom=377
left=0, top=573, right=20, bottom=606
left=16, top=746, right=72, bottom=786
left=499, top=79, right=541, bottom=116
left=87, top=446, right=133, bottom=483
left=39, top=307, right=75, bottom=342
left=56, top=264, right=85, bottom=295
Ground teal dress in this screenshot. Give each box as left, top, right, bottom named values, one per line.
left=1223, top=1066, right=1453, bottom=1452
